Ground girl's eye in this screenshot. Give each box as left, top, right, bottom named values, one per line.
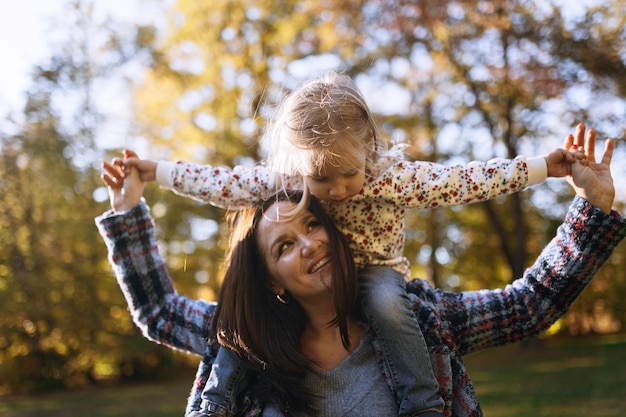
left=344, top=170, right=358, bottom=177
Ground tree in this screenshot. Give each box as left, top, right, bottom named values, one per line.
left=0, top=1, right=182, bottom=394
left=130, top=0, right=626, bottom=333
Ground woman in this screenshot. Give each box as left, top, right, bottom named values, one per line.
left=97, top=126, right=625, bottom=416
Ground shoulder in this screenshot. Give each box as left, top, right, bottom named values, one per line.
left=371, top=147, right=410, bottom=174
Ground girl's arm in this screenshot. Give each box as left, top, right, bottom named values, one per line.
left=382, top=155, right=545, bottom=208
left=155, top=160, right=302, bottom=209
left=409, top=196, right=625, bottom=355
left=95, top=201, right=214, bottom=356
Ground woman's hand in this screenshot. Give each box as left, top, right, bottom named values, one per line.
left=101, top=149, right=147, bottom=213
left=565, top=123, right=615, bottom=214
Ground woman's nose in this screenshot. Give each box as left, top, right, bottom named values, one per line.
left=300, top=236, right=320, bottom=257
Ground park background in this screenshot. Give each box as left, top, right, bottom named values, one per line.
left=1, top=0, right=625, bottom=415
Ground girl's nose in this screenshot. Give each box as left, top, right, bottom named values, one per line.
left=329, top=182, right=346, bottom=196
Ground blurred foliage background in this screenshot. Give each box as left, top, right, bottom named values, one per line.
left=1, top=0, right=625, bottom=396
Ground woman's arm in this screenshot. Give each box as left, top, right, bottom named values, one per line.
left=98, top=152, right=213, bottom=355
left=96, top=201, right=215, bottom=355
left=410, top=125, right=624, bottom=354
left=427, top=196, right=625, bottom=355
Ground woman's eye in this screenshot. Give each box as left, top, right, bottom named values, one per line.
left=307, top=220, right=321, bottom=231
left=278, top=241, right=292, bottom=256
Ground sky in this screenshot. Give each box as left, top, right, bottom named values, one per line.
left=0, top=0, right=169, bottom=153
left=0, top=0, right=593, bottom=112
left=0, top=0, right=615, bottom=121
left=0, top=1, right=61, bottom=113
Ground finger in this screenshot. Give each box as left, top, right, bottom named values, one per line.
left=573, top=123, right=585, bottom=150
left=112, top=159, right=127, bottom=175
left=585, top=128, right=596, bottom=162
left=102, top=160, right=124, bottom=181
left=100, top=172, right=118, bottom=188
left=111, top=157, right=133, bottom=178
left=121, top=159, right=136, bottom=176
left=600, top=138, right=614, bottom=166
left=563, top=133, right=574, bottom=150
left=102, top=160, right=121, bottom=176
left=101, top=160, right=115, bottom=175
left=124, top=149, right=139, bottom=159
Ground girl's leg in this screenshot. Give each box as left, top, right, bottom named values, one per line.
left=359, top=266, right=444, bottom=416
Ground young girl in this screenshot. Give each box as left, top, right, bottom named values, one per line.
left=126, top=71, right=579, bottom=417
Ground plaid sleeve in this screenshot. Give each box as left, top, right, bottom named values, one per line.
left=419, top=196, right=626, bottom=355
left=95, top=200, right=215, bottom=355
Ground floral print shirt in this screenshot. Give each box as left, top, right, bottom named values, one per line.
left=158, top=155, right=545, bottom=278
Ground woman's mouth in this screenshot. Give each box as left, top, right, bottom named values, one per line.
left=309, top=256, right=331, bottom=273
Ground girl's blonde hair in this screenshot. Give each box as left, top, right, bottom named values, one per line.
left=261, top=71, right=397, bottom=214
left=261, top=71, right=394, bottom=177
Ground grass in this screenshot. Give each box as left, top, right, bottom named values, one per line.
left=2, top=335, right=625, bottom=416
left=0, top=372, right=196, bottom=417
left=464, top=334, right=626, bottom=416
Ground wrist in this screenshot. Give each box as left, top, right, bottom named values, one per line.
left=112, top=196, right=142, bottom=214
left=527, top=156, right=548, bottom=185
left=156, top=161, right=176, bottom=187
left=594, top=196, right=613, bottom=215
left=581, top=191, right=613, bottom=214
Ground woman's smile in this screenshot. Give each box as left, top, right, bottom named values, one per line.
left=257, top=201, right=333, bottom=298
left=309, top=255, right=331, bottom=274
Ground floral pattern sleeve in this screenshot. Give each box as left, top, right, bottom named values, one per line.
left=167, top=161, right=302, bottom=209
left=378, top=156, right=530, bottom=208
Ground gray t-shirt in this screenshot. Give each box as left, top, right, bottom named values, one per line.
left=262, top=331, right=397, bottom=416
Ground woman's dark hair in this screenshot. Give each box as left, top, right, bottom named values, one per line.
left=211, top=190, right=358, bottom=412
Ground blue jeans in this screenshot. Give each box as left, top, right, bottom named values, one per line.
left=359, top=266, right=444, bottom=416
left=199, top=347, right=248, bottom=417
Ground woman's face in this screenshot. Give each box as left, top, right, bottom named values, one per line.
left=256, top=201, right=333, bottom=302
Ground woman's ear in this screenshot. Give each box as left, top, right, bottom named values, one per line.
left=270, top=282, right=284, bottom=296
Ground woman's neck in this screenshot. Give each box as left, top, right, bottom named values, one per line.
left=301, top=315, right=363, bottom=371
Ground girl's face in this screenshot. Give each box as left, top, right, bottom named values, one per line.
left=303, top=152, right=367, bottom=203
left=257, top=201, right=333, bottom=302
